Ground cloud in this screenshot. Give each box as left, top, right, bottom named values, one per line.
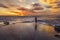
left=0, top=3, right=8, bottom=8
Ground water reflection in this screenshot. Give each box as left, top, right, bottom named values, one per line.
left=38, top=23, right=56, bottom=36
left=0, top=19, right=60, bottom=40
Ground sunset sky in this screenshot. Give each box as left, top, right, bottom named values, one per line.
left=0, top=0, right=59, bottom=7
left=0, top=0, right=60, bottom=16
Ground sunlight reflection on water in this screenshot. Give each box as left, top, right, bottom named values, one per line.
left=38, top=23, right=57, bottom=36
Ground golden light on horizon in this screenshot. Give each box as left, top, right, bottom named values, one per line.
left=0, top=7, right=33, bottom=16
left=0, top=7, right=26, bottom=16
